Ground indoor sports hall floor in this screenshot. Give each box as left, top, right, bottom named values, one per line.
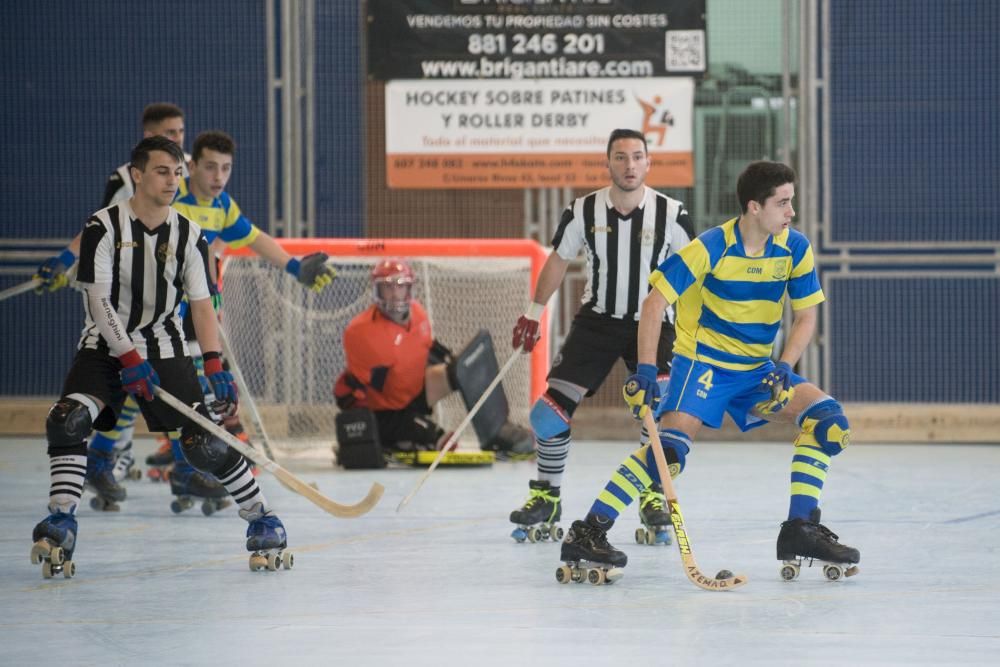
left=1, top=436, right=998, bottom=666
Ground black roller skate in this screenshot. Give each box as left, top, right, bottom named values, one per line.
left=636, top=483, right=672, bottom=546
left=30, top=510, right=78, bottom=579
left=510, top=480, right=563, bottom=543
left=241, top=503, right=293, bottom=572
left=169, top=462, right=232, bottom=516
left=112, top=440, right=142, bottom=482
left=556, top=513, right=627, bottom=585
left=777, top=508, right=860, bottom=581
left=86, top=448, right=127, bottom=511
left=145, top=437, right=173, bottom=482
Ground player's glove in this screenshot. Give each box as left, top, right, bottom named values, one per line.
left=33, top=249, right=76, bottom=294
left=209, top=281, right=223, bottom=313
left=623, top=363, right=660, bottom=421
left=286, top=252, right=337, bottom=293
left=755, top=361, right=795, bottom=416
left=512, top=303, right=545, bottom=352
left=203, top=352, right=238, bottom=417
left=334, top=371, right=367, bottom=410
left=119, top=350, right=159, bottom=401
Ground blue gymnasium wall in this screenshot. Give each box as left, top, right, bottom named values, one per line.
left=0, top=2, right=363, bottom=396
left=825, top=0, right=1000, bottom=403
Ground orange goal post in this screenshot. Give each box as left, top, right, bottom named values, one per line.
left=219, top=238, right=549, bottom=458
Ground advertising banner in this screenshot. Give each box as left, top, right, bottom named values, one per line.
left=386, top=77, right=694, bottom=189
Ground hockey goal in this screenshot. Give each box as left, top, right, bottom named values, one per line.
left=219, top=238, right=549, bottom=460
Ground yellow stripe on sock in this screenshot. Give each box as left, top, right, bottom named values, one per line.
left=790, top=482, right=822, bottom=499
left=597, top=489, right=629, bottom=514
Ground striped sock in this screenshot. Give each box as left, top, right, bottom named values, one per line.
left=49, top=454, right=87, bottom=514
left=788, top=434, right=831, bottom=520
left=217, top=457, right=269, bottom=514
left=589, top=445, right=655, bottom=521
left=89, top=396, right=140, bottom=454
left=536, top=430, right=571, bottom=488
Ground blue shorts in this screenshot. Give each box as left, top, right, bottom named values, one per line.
left=656, top=355, right=808, bottom=432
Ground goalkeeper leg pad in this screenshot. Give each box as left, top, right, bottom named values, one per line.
left=797, top=398, right=850, bottom=457
left=335, top=408, right=386, bottom=469
left=450, top=330, right=509, bottom=445
left=46, top=395, right=98, bottom=454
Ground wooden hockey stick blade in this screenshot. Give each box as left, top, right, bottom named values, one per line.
left=643, top=411, right=748, bottom=591
left=0, top=279, right=41, bottom=302
left=156, top=387, right=384, bottom=518
left=217, top=326, right=277, bottom=461
left=396, top=349, right=522, bottom=512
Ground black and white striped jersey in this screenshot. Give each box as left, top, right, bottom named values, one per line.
left=75, top=201, right=212, bottom=359
left=552, top=185, right=693, bottom=322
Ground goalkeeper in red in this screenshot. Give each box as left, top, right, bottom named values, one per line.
left=560, top=161, right=859, bottom=581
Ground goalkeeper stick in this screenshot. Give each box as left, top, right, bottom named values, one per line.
left=396, top=350, right=521, bottom=512
left=217, top=326, right=277, bottom=461
left=642, top=410, right=748, bottom=591
left=156, top=387, right=384, bottom=518
left=0, top=279, right=40, bottom=302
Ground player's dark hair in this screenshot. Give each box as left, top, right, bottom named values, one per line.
left=736, top=161, right=797, bottom=213
left=606, top=128, right=648, bottom=158
left=130, top=135, right=185, bottom=171
left=141, top=102, right=184, bottom=127
left=192, top=130, right=236, bottom=162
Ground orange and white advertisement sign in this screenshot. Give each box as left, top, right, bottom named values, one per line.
left=385, top=78, right=694, bottom=189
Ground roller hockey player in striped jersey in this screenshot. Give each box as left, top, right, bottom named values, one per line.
left=563, top=161, right=859, bottom=584
left=31, top=137, right=289, bottom=578
left=508, top=129, right=693, bottom=544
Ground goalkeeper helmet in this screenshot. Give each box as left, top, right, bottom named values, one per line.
left=371, top=258, right=414, bottom=321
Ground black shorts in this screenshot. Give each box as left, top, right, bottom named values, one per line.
left=373, top=391, right=443, bottom=450
left=548, top=309, right=675, bottom=396
left=61, top=348, right=204, bottom=433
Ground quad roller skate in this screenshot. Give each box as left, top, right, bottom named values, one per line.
left=777, top=508, right=860, bottom=582
left=509, top=480, right=563, bottom=543
left=145, top=437, right=173, bottom=482
left=29, top=510, right=77, bottom=579
left=112, top=440, right=142, bottom=482
left=635, top=483, right=672, bottom=546
left=241, top=503, right=293, bottom=572
left=169, top=462, right=232, bottom=516
left=556, top=514, right=627, bottom=586
left=86, top=448, right=127, bottom=511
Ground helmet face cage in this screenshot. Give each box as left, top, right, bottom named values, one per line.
left=371, top=259, right=414, bottom=319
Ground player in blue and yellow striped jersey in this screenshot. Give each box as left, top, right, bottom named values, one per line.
left=559, top=161, right=860, bottom=579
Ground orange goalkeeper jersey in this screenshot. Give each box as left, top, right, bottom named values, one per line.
left=341, top=301, right=433, bottom=411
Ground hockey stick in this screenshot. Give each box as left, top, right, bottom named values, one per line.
left=396, top=350, right=522, bottom=512
left=217, top=326, right=277, bottom=461
left=642, top=410, right=748, bottom=591
left=155, top=387, right=384, bottom=518
left=0, top=279, right=40, bottom=302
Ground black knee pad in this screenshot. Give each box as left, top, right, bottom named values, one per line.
left=180, top=426, right=240, bottom=475
left=46, top=398, right=93, bottom=456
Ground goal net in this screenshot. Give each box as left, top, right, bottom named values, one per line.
left=219, top=239, right=549, bottom=461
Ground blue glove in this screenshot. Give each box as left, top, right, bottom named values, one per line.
left=756, top=361, right=795, bottom=416
left=623, top=363, right=660, bottom=420
left=203, top=352, right=238, bottom=417
left=33, top=249, right=76, bottom=294
left=119, top=350, right=159, bottom=401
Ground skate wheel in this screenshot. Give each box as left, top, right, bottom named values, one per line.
left=634, top=527, right=645, bottom=545
left=510, top=528, right=527, bottom=543
left=823, top=564, right=844, bottom=581
left=170, top=500, right=183, bottom=514
left=50, top=545, right=64, bottom=565
left=42, top=562, right=54, bottom=579
left=587, top=568, right=605, bottom=585
left=201, top=501, right=215, bottom=517
left=63, top=560, right=75, bottom=578
left=281, top=551, right=294, bottom=570
left=128, top=468, right=143, bottom=481
left=555, top=565, right=572, bottom=584
left=29, top=543, right=45, bottom=565
left=249, top=554, right=267, bottom=572
left=570, top=567, right=584, bottom=583
left=780, top=563, right=800, bottom=581
left=527, top=527, right=541, bottom=543
left=551, top=525, right=564, bottom=541
left=265, top=552, right=281, bottom=571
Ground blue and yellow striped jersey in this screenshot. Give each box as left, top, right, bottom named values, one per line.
left=171, top=178, right=260, bottom=248
left=649, top=218, right=824, bottom=371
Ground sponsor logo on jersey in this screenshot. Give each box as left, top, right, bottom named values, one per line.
left=590, top=226, right=613, bottom=234
left=747, top=266, right=763, bottom=275
left=641, top=228, right=656, bottom=245
left=771, top=260, right=790, bottom=280
left=156, top=243, right=174, bottom=263
left=115, top=241, right=139, bottom=249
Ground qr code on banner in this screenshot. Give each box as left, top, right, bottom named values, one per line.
left=665, top=30, right=706, bottom=72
